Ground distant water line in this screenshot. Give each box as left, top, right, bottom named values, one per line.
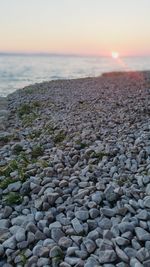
left=0, top=54, right=150, bottom=96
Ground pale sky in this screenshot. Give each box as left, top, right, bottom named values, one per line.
left=0, top=0, right=150, bottom=56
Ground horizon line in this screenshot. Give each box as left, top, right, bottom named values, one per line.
left=0, top=51, right=150, bottom=58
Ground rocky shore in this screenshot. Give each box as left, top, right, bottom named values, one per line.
left=1, top=71, right=150, bottom=267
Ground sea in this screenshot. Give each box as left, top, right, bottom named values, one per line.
left=0, top=53, right=150, bottom=97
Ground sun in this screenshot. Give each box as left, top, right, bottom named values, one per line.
left=111, top=51, right=119, bottom=59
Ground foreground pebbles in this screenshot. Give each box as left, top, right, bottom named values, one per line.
left=1, top=71, right=150, bottom=266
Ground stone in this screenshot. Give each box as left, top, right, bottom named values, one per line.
left=101, top=208, right=116, bottom=217
left=3, top=236, right=16, bottom=249
left=115, top=237, right=130, bottom=246
left=84, top=257, right=99, bottom=267
left=75, top=249, right=88, bottom=260
left=35, top=212, right=44, bottom=221
left=26, top=222, right=37, bottom=233
left=0, top=219, right=10, bottom=229
left=12, top=215, right=30, bottom=226
left=2, top=264, right=13, bottom=267
left=96, top=238, right=113, bottom=251
left=103, top=230, right=114, bottom=240
left=146, top=184, right=150, bottom=195
left=67, top=247, right=78, bottom=256
left=89, top=208, right=100, bottom=218
left=143, top=259, right=150, bottom=267
left=143, top=176, right=150, bottom=184
left=0, top=229, right=11, bottom=242
left=124, top=247, right=137, bottom=258
left=84, top=239, right=96, bottom=253
left=43, top=238, right=54, bottom=247
left=98, top=218, right=112, bottom=229
left=65, top=257, right=80, bottom=265
left=25, top=255, right=38, bottom=267
left=122, top=231, right=133, bottom=240
left=60, top=263, right=71, bottom=267
left=0, top=244, right=4, bottom=256
left=3, top=206, right=13, bottom=218
left=15, top=228, right=26, bottom=242
left=58, top=237, right=72, bottom=249
left=17, top=240, right=28, bottom=249
left=38, top=219, right=48, bottom=231
left=47, top=193, right=59, bottom=205
left=51, top=228, right=65, bottom=242
left=33, top=244, right=43, bottom=256
left=136, top=247, right=149, bottom=262
left=49, top=221, right=62, bottom=229
left=35, top=230, right=46, bottom=240
left=130, top=258, right=143, bottom=267
left=37, top=258, right=50, bottom=267
left=115, top=245, right=129, bottom=263
left=75, top=210, right=89, bottom=221
left=116, top=263, right=128, bottom=267
left=119, top=222, right=134, bottom=233
left=104, top=185, right=118, bottom=202
left=91, top=191, right=102, bottom=204
left=87, top=230, right=99, bottom=240
left=136, top=210, right=148, bottom=220
left=144, top=196, right=150, bottom=208
left=111, top=225, right=120, bottom=237
left=7, top=181, right=21, bottom=191
left=27, top=232, right=35, bottom=244
left=99, top=250, right=117, bottom=263
left=131, top=239, right=141, bottom=250
left=135, top=227, right=150, bottom=241
left=145, top=240, right=150, bottom=250
left=71, top=218, right=84, bottom=234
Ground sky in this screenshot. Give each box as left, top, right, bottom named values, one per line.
left=0, top=0, right=150, bottom=56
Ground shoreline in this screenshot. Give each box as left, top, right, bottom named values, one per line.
left=1, top=69, right=150, bottom=99
left=1, top=71, right=150, bottom=266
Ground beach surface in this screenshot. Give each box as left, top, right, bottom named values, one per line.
left=1, top=71, right=150, bottom=266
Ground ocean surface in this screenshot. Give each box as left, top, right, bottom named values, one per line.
left=0, top=53, right=150, bottom=96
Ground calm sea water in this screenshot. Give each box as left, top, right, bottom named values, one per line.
left=0, top=54, right=150, bottom=96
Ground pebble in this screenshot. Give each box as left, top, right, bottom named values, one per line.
left=130, top=257, right=143, bottom=267
left=91, top=192, right=102, bottom=204
left=115, top=237, right=130, bottom=246
left=136, top=210, right=148, bottom=220
left=75, top=210, right=89, bottom=221
left=101, top=208, right=116, bottom=217
left=135, top=227, right=150, bottom=241
left=83, top=239, right=96, bottom=253
left=115, top=245, right=129, bottom=263
left=51, top=228, right=65, bottom=242
left=104, top=185, right=118, bottom=202
left=144, top=196, right=150, bottom=208
left=99, top=250, right=117, bottom=263
left=58, top=237, right=72, bottom=248
left=3, top=236, right=16, bottom=249
left=15, top=228, right=26, bottom=242
left=65, top=257, right=80, bottom=265
left=0, top=219, right=10, bottom=229
left=50, top=245, right=63, bottom=258
left=7, top=181, right=21, bottom=192
left=0, top=244, right=4, bottom=256
left=119, top=222, right=134, bottom=233
left=3, top=207, right=13, bottom=219
left=71, top=218, right=84, bottom=234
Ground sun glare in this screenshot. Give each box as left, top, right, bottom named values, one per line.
left=111, top=52, right=119, bottom=59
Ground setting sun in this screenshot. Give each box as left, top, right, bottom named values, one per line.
left=111, top=52, right=119, bottom=59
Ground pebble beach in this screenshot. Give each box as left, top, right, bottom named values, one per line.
left=1, top=71, right=150, bottom=266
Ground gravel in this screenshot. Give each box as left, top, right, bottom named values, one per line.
left=1, top=71, right=150, bottom=266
